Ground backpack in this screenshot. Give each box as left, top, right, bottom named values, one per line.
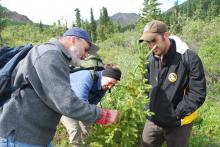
left=69, top=55, right=105, bottom=89
left=0, top=44, right=33, bottom=106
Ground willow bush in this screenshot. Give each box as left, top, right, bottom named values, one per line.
left=84, top=42, right=152, bottom=147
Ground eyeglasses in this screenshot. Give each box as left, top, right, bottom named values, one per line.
left=84, top=47, right=90, bottom=52
left=77, top=38, right=91, bottom=52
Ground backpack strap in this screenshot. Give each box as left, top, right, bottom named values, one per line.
left=69, top=67, right=100, bottom=92
left=89, top=69, right=99, bottom=90
left=69, top=66, right=104, bottom=73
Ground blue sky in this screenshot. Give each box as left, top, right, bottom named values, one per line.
left=1, top=0, right=186, bottom=26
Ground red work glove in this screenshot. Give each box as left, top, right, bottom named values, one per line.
left=96, top=108, right=120, bottom=126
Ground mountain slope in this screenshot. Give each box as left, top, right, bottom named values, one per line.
left=0, top=5, right=32, bottom=23
left=110, top=12, right=138, bottom=27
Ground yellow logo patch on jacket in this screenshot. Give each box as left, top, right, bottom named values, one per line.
left=168, top=73, right=177, bottom=83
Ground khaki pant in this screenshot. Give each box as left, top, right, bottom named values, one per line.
left=61, top=116, right=91, bottom=147
left=141, top=121, right=192, bottom=147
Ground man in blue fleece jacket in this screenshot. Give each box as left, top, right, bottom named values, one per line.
left=61, top=66, right=121, bottom=147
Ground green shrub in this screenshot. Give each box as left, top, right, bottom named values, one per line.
left=84, top=43, right=152, bottom=147
left=198, top=34, right=220, bottom=82
left=190, top=98, right=220, bottom=146
left=97, top=31, right=141, bottom=78
left=2, top=23, right=65, bottom=46
left=179, top=17, right=220, bottom=51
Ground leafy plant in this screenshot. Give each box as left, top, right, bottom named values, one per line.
left=179, top=17, right=220, bottom=51
left=198, top=34, right=220, bottom=82
left=84, top=42, right=152, bottom=147
left=190, top=97, right=220, bottom=146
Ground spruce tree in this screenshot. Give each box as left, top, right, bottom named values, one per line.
left=114, top=21, right=121, bottom=33
left=186, top=0, right=193, bottom=18
left=174, top=0, right=179, bottom=18
left=170, top=0, right=182, bottom=34
left=97, top=7, right=110, bottom=41
left=196, top=0, right=209, bottom=19
left=90, top=8, right=97, bottom=42
left=39, top=20, right=43, bottom=32
left=97, top=7, right=115, bottom=41
left=81, top=19, right=91, bottom=36
left=57, top=20, right=61, bottom=26
left=136, top=0, right=162, bottom=32
left=207, top=0, right=220, bottom=19
left=75, top=8, right=81, bottom=27
left=102, top=7, right=110, bottom=26
left=102, top=7, right=112, bottom=36
left=97, top=9, right=106, bottom=41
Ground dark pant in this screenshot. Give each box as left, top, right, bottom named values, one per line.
left=141, top=121, right=192, bottom=147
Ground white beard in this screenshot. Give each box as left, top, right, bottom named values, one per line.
left=67, top=45, right=81, bottom=66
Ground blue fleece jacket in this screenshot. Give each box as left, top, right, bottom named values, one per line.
left=70, top=70, right=106, bottom=105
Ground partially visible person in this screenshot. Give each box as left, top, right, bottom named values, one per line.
left=139, top=20, right=206, bottom=147
left=0, top=27, right=119, bottom=147
left=61, top=65, right=121, bottom=147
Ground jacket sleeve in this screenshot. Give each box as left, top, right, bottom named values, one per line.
left=30, top=50, right=101, bottom=123
left=175, top=50, right=206, bottom=118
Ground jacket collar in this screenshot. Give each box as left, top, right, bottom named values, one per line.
left=48, top=38, right=72, bottom=61
left=153, top=39, right=176, bottom=67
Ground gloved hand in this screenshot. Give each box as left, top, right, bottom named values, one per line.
left=96, top=108, right=120, bottom=126
left=181, top=111, right=198, bottom=126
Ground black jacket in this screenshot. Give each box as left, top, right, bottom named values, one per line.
left=145, top=37, right=206, bottom=128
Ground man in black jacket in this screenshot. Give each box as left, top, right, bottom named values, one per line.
left=139, top=20, right=206, bottom=147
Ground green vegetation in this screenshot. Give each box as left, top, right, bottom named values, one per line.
left=190, top=96, right=220, bottom=146
left=0, top=3, right=6, bottom=43
left=199, top=34, right=220, bottom=83
left=178, top=18, right=220, bottom=51
left=1, top=23, right=65, bottom=46
left=54, top=16, right=220, bottom=147
left=75, top=8, right=82, bottom=28
left=1, top=0, right=220, bottom=146
left=83, top=35, right=152, bottom=147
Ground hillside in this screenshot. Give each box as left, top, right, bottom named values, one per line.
left=165, top=0, right=220, bottom=19
left=0, top=5, right=32, bottom=23
left=110, top=12, right=138, bottom=27
left=5, top=10, right=32, bottom=23
left=1, top=5, right=138, bottom=28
